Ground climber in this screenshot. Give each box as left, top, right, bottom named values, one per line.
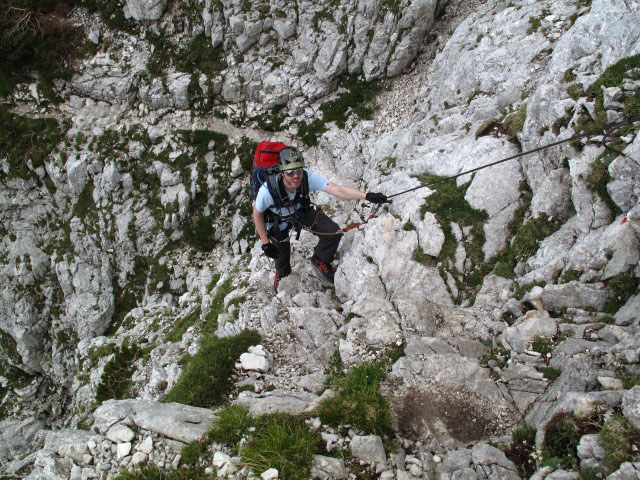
left=252, top=146, right=389, bottom=291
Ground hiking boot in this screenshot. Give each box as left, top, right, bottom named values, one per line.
left=310, top=256, right=336, bottom=284
left=273, top=270, right=290, bottom=292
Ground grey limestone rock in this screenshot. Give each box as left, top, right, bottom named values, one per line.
left=123, top=0, right=167, bottom=21
left=234, top=389, right=319, bottom=416
left=500, top=310, right=557, bottom=353
left=93, top=400, right=216, bottom=444
left=350, top=435, right=387, bottom=465
left=312, top=454, right=347, bottom=480
left=622, top=387, right=640, bottom=431
left=541, top=282, right=609, bottom=312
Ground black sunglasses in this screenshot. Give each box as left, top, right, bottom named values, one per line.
left=284, top=168, right=303, bottom=176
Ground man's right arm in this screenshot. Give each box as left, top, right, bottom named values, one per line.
left=252, top=205, right=270, bottom=245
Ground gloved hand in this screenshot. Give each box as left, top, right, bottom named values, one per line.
left=365, top=192, right=390, bottom=204
left=262, top=243, right=279, bottom=259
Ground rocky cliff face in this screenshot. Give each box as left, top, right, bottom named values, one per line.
left=1, top=0, right=639, bottom=478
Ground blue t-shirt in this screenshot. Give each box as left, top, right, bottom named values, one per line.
left=255, top=169, right=330, bottom=230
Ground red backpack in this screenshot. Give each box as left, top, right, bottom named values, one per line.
left=249, top=141, right=287, bottom=202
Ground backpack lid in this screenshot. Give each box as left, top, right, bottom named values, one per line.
left=254, top=141, right=287, bottom=169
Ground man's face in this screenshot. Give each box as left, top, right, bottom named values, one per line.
left=281, top=168, right=303, bottom=191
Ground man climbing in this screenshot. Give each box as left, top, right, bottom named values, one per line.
left=252, top=146, right=389, bottom=291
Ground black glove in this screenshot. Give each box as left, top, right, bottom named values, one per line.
left=365, top=192, right=389, bottom=204
left=262, top=243, right=279, bottom=259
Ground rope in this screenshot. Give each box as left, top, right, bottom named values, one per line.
left=294, top=117, right=638, bottom=236
left=387, top=118, right=635, bottom=200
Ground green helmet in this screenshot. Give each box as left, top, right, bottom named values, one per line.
left=277, top=146, right=304, bottom=171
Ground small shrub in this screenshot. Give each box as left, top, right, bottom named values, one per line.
left=0, top=0, right=84, bottom=94
left=505, top=425, right=537, bottom=477
left=316, top=362, right=392, bottom=436
left=0, top=110, right=62, bottom=181
left=543, top=413, right=581, bottom=468
left=95, top=342, right=144, bottom=404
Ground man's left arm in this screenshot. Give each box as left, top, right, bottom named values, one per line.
left=324, top=183, right=389, bottom=203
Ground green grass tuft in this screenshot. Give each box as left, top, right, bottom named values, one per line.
left=166, top=306, right=202, bottom=343
left=241, top=414, right=324, bottom=480
left=604, top=272, right=639, bottom=314
left=162, top=329, right=260, bottom=408
left=316, top=362, right=392, bottom=436
left=599, top=415, right=638, bottom=471
left=113, top=465, right=212, bottom=480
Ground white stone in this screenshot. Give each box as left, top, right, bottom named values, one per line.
left=106, top=424, right=135, bottom=443
left=131, top=452, right=148, bottom=466
left=116, top=442, right=132, bottom=460
left=261, top=467, right=279, bottom=480
left=240, top=352, right=271, bottom=372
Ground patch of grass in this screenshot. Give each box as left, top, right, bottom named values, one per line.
left=162, top=329, right=260, bottom=408
left=531, top=336, right=554, bottom=356
left=166, top=306, right=202, bottom=343
left=176, top=34, right=228, bottom=77
left=72, top=182, right=97, bottom=220
left=599, top=415, right=639, bottom=471
left=298, top=75, right=379, bottom=146
left=604, top=272, right=639, bottom=314
left=207, top=405, right=254, bottom=453
left=475, top=105, right=526, bottom=146
left=560, top=269, right=582, bottom=283
left=541, top=366, right=561, bottom=382
left=191, top=406, right=324, bottom=479
left=113, top=465, right=212, bottom=480
left=0, top=110, right=62, bottom=181
left=585, top=154, right=623, bottom=218
left=242, top=413, right=324, bottom=480
left=571, top=54, right=640, bottom=151
left=416, top=173, right=489, bottom=301
left=527, top=16, right=542, bottom=34
left=315, top=361, right=392, bottom=436
left=567, top=83, right=585, bottom=100
left=505, top=425, right=537, bottom=477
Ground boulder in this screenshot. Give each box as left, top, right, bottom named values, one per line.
left=93, top=400, right=216, bottom=444
left=541, top=282, right=608, bottom=312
